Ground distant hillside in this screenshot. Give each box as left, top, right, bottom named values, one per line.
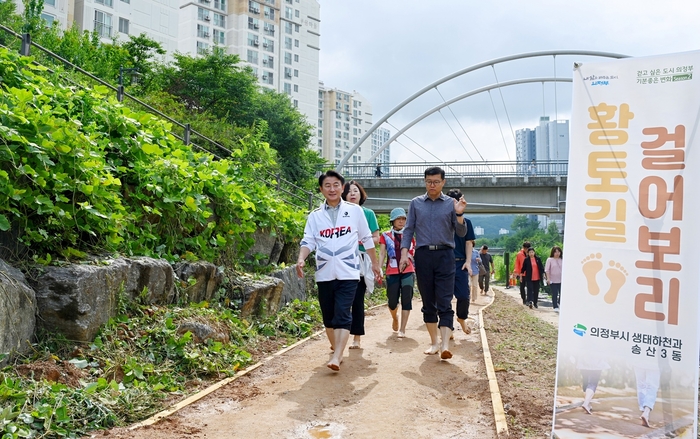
left=467, top=215, right=515, bottom=238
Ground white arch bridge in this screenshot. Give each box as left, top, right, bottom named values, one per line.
left=345, top=160, right=567, bottom=215
left=331, top=50, right=630, bottom=214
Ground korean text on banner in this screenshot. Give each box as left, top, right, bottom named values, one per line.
left=552, top=51, right=700, bottom=438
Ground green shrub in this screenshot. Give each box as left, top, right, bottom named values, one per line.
left=0, top=47, right=304, bottom=263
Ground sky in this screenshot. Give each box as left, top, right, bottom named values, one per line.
left=317, top=0, right=700, bottom=165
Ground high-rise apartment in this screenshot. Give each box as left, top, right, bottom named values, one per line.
left=515, top=127, right=536, bottom=175
left=516, top=117, right=569, bottom=175
left=371, top=127, right=391, bottom=175
left=13, top=0, right=320, bottom=136
left=317, top=83, right=390, bottom=171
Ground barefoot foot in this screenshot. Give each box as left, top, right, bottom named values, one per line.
left=348, top=339, right=361, bottom=349
left=424, top=344, right=440, bottom=355
left=640, top=414, right=650, bottom=427
left=326, top=359, right=340, bottom=371
left=440, top=349, right=453, bottom=360
left=397, top=331, right=406, bottom=338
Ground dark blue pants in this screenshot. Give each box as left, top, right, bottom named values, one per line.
left=414, top=248, right=455, bottom=330
left=454, top=259, right=470, bottom=320
left=317, top=279, right=357, bottom=331
left=550, top=283, right=561, bottom=308
left=387, top=273, right=414, bottom=311
left=350, top=278, right=366, bottom=335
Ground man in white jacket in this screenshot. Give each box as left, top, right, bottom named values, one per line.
left=296, top=170, right=381, bottom=372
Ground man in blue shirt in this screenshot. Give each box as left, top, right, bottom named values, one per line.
left=447, top=189, right=476, bottom=336
left=399, top=167, right=467, bottom=360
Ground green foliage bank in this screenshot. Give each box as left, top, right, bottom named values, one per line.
left=0, top=46, right=304, bottom=263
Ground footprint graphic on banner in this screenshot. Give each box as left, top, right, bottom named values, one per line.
left=581, top=254, right=629, bottom=304
left=581, top=253, right=603, bottom=296
left=604, top=260, right=628, bottom=304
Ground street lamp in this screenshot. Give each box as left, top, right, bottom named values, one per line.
left=116, top=66, right=139, bottom=102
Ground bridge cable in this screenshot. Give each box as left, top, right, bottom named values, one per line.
left=433, top=87, right=476, bottom=161
left=487, top=89, right=513, bottom=168
left=384, top=121, right=437, bottom=163
left=385, top=121, right=463, bottom=177
left=553, top=55, right=560, bottom=162
left=541, top=82, right=546, bottom=116
left=393, top=139, right=428, bottom=162
left=490, top=65, right=517, bottom=154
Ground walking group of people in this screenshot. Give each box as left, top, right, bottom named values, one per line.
left=512, top=241, right=563, bottom=311
left=296, top=167, right=495, bottom=371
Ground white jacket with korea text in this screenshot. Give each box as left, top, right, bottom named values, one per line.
left=301, top=200, right=375, bottom=282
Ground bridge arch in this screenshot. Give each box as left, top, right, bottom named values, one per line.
left=336, top=50, right=630, bottom=172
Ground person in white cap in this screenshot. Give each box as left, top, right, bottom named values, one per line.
left=378, top=207, right=415, bottom=338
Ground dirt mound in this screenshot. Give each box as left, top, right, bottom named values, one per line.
left=15, top=360, right=87, bottom=388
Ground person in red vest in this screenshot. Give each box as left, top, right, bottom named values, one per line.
left=522, top=247, right=546, bottom=309
left=512, top=241, right=531, bottom=305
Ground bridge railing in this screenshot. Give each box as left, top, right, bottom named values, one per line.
left=330, top=161, right=568, bottom=179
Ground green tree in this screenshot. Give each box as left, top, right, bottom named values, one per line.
left=159, top=50, right=258, bottom=123
left=21, top=0, right=44, bottom=33
left=156, top=50, right=321, bottom=187
left=121, top=33, right=166, bottom=93
left=245, top=90, right=317, bottom=186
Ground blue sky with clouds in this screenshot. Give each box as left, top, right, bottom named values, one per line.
left=317, top=0, right=700, bottom=163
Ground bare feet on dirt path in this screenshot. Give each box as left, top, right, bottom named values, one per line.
left=95, top=296, right=497, bottom=439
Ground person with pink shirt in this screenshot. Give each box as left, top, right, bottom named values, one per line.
left=545, top=246, right=563, bottom=311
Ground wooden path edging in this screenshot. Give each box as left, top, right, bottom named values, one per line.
left=479, top=289, right=510, bottom=438
left=128, top=328, right=326, bottom=430
left=129, top=300, right=509, bottom=437
left=128, top=302, right=387, bottom=430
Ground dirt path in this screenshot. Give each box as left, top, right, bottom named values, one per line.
left=96, top=295, right=498, bottom=439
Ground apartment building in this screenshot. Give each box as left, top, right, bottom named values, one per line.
left=317, top=83, right=390, bottom=170
left=178, top=0, right=320, bottom=131
left=15, top=0, right=320, bottom=137
left=371, top=126, right=391, bottom=176
left=515, top=116, right=569, bottom=175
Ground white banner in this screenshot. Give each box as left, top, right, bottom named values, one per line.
left=552, top=51, right=700, bottom=438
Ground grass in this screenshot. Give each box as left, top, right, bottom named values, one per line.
left=483, top=290, right=559, bottom=438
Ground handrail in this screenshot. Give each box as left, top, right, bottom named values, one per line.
left=0, top=24, right=321, bottom=210
left=322, top=160, right=569, bottom=179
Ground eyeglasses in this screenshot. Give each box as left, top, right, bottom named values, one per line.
left=424, top=179, right=443, bottom=186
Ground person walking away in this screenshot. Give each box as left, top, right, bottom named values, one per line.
left=399, top=167, right=467, bottom=360
left=446, top=189, right=476, bottom=335
left=296, top=171, right=381, bottom=372
left=341, top=181, right=380, bottom=350
left=577, top=355, right=610, bottom=415
left=478, top=245, right=495, bottom=295
left=378, top=207, right=415, bottom=338
left=545, top=246, right=563, bottom=311
left=522, top=248, right=545, bottom=308
left=469, top=241, right=480, bottom=304
left=375, top=164, right=383, bottom=178
left=513, top=242, right=531, bottom=305
left=635, top=366, right=661, bottom=427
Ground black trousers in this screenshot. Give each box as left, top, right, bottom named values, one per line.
left=414, top=248, right=455, bottom=330
left=519, top=278, right=528, bottom=304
